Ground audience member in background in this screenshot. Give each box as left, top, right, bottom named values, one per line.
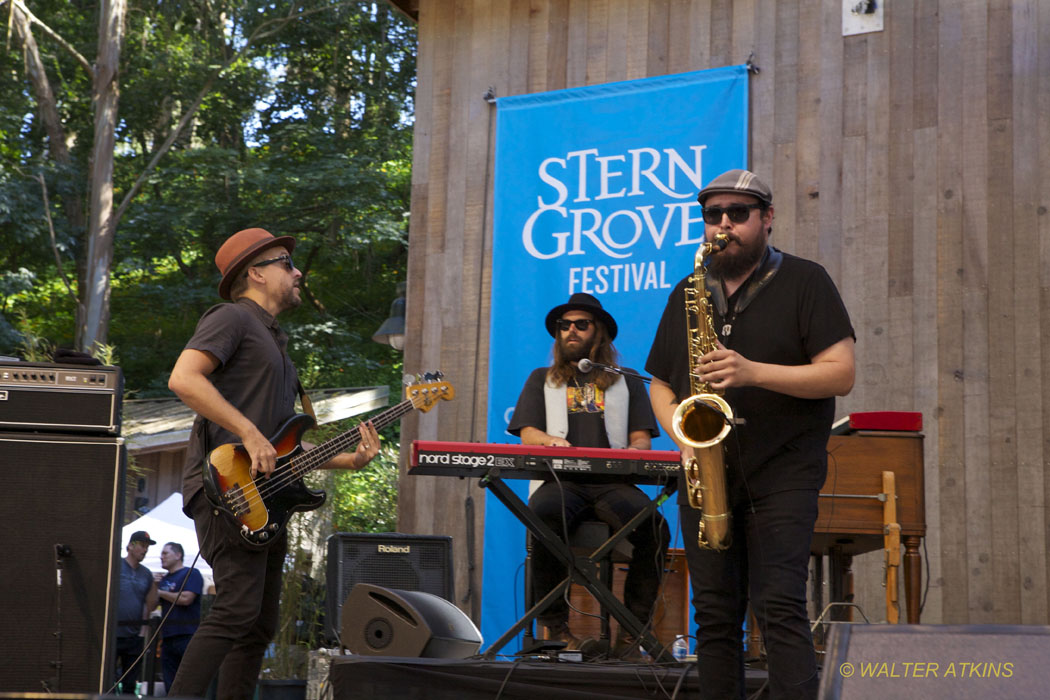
left=155, top=541, right=204, bottom=691
left=115, top=531, right=159, bottom=694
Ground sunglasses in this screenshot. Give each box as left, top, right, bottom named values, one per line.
left=247, top=254, right=295, bottom=273
left=701, top=203, right=764, bottom=225
left=556, top=318, right=593, bottom=332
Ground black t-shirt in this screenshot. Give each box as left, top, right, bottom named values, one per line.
left=179, top=298, right=300, bottom=509
left=646, top=248, right=854, bottom=503
left=507, top=367, right=659, bottom=482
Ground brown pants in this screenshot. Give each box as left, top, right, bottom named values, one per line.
left=168, top=492, right=288, bottom=700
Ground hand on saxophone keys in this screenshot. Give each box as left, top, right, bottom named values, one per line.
left=695, top=342, right=755, bottom=390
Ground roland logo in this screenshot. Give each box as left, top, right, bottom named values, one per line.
left=377, top=544, right=410, bottom=554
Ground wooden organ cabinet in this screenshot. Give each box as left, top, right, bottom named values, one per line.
left=812, top=413, right=926, bottom=628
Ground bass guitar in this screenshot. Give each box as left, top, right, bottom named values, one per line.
left=204, top=372, right=454, bottom=546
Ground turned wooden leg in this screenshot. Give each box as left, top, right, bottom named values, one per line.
left=903, top=535, right=922, bottom=623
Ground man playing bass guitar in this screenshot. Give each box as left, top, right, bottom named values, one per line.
left=166, top=228, right=381, bottom=700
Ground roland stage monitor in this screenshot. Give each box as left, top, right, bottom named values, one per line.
left=0, top=362, right=123, bottom=435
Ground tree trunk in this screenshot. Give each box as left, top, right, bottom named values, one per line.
left=78, top=0, right=126, bottom=352
left=10, top=2, right=88, bottom=281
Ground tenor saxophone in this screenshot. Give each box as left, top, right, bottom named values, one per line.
left=672, top=233, right=734, bottom=550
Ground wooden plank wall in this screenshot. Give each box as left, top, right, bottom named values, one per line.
left=398, top=0, right=1050, bottom=627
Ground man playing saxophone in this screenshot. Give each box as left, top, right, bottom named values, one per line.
left=646, top=169, right=855, bottom=699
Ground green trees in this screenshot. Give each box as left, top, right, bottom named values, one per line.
left=2, top=0, right=416, bottom=396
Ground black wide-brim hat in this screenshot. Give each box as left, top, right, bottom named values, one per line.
left=544, top=292, right=618, bottom=340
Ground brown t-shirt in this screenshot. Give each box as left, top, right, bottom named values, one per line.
left=179, top=298, right=300, bottom=510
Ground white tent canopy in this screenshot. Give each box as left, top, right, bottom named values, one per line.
left=121, top=493, right=213, bottom=590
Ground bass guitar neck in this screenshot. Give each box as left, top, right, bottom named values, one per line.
left=204, top=373, right=454, bottom=546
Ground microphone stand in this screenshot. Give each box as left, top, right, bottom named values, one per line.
left=576, top=359, right=653, bottom=383
left=49, top=543, right=73, bottom=692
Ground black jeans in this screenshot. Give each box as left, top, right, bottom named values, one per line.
left=114, top=635, right=145, bottom=693
left=681, top=489, right=819, bottom=700
left=168, top=492, right=287, bottom=700
left=529, top=481, right=669, bottom=629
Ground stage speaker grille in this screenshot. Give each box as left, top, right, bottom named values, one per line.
left=818, top=623, right=1050, bottom=699
left=340, top=583, right=481, bottom=658
left=0, top=432, right=125, bottom=694
left=325, top=532, right=453, bottom=644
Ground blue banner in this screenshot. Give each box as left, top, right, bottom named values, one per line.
left=482, top=65, right=749, bottom=653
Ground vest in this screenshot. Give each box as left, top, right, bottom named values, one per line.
left=543, top=374, right=629, bottom=448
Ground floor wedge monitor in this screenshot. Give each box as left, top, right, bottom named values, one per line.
left=340, top=583, right=482, bottom=658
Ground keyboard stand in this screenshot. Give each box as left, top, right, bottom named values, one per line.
left=477, top=466, right=676, bottom=662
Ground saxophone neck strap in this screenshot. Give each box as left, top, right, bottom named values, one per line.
left=706, top=246, right=784, bottom=316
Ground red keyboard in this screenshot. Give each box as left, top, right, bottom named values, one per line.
left=410, top=441, right=681, bottom=484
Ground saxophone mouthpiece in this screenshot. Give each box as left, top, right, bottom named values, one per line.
left=712, top=234, right=729, bottom=251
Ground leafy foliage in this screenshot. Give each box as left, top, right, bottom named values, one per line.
left=307, top=414, right=400, bottom=534
left=3, top=5, right=416, bottom=653
left=1, top=0, right=417, bottom=397
left=330, top=446, right=400, bottom=534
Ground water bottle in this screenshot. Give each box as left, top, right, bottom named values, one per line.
left=672, top=634, right=689, bottom=662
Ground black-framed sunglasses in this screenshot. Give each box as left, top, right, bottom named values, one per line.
left=246, top=254, right=294, bottom=275
left=556, top=318, right=593, bottom=332
left=701, top=203, right=764, bottom=225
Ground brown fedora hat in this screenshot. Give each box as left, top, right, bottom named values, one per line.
left=215, top=228, right=295, bottom=300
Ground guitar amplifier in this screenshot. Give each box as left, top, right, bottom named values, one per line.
left=0, top=362, right=123, bottom=435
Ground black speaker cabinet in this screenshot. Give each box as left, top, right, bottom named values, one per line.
left=819, top=623, right=1050, bottom=699
left=0, top=432, right=125, bottom=693
left=325, top=532, right=453, bottom=644
left=341, top=583, right=482, bottom=658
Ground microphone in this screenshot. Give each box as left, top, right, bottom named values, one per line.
left=576, top=359, right=652, bottom=384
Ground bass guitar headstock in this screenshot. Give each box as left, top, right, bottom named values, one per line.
left=404, top=370, right=455, bottom=412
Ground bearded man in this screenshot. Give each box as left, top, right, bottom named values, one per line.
left=166, top=228, right=380, bottom=700
left=507, top=292, right=667, bottom=657
left=647, top=169, right=855, bottom=699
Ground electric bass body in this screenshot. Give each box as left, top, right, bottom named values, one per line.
left=203, top=373, right=454, bottom=546
left=205, top=413, right=323, bottom=546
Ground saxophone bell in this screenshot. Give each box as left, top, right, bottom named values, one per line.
left=672, top=393, right=733, bottom=450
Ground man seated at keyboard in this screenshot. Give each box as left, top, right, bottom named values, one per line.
left=507, top=292, right=669, bottom=659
